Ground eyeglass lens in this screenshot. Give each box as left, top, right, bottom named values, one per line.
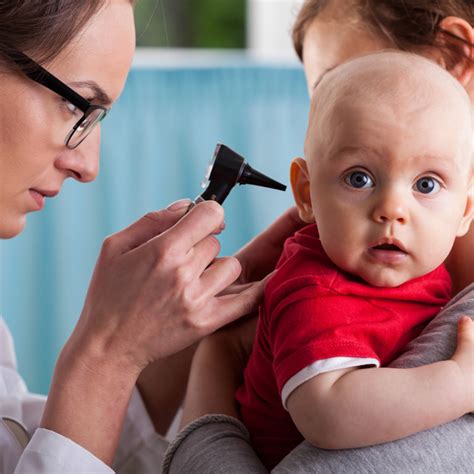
left=66, top=108, right=107, bottom=148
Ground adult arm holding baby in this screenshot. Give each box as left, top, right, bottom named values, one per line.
left=288, top=318, right=473, bottom=450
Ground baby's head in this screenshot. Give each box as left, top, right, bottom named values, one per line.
left=291, top=51, right=474, bottom=287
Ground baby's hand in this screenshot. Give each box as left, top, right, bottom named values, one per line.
left=451, top=316, right=474, bottom=413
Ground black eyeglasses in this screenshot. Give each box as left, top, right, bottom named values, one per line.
left=6, top=49, right=109, bottom=149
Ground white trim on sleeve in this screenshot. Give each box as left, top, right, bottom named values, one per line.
left=281, top=357, right=379, bottom=409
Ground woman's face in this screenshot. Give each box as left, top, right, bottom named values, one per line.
left=302, top=4, right=474, bottom=98
left=0, top=0, right=135, bottom=239
left=302, top=5, right=393, bottom=95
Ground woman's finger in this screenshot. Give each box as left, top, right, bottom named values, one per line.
left=197, top=256, right=242, bottom=299
left=218, top=281, right=259, bottom=297
left=187, top=236, right=222, bottom=277
left=211, top=279, right=266, bottom=331
left=218, top=270, right=276, bottom=297
left=157, top=200, right=225, bottom=255
left=105, top=201, right=191, bottom=255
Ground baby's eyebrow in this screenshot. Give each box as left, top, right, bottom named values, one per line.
left=420, top=154, right=461, bottom=174
left=331, top=148, right=460, bottom=173
left=332, top=145, right=378, bottom=160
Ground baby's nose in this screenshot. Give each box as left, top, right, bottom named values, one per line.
left=372, top=192, right=409, bottom=224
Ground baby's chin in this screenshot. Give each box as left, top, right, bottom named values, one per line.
left=330, top=253, right=434, bottom=289
left=355, top=268, right=415, bottom=288
left=362, top=274, right=409, bottom=288
left=358, top=265, right=443, bottom=287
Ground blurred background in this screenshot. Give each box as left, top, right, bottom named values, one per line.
left=0, top=0, right=309, bottom=394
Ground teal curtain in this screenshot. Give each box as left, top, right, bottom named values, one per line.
left=0, top=62, right=309, bottom=394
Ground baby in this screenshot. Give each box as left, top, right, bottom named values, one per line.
left=236, top=51, right=474, bottom=468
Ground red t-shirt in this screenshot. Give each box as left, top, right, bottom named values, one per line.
left=236, top=224, right=452, bottom=469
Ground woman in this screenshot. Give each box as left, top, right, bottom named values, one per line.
left=0, top=1, right=303, bottom=472
left=164, top=0, right=474, bottom=472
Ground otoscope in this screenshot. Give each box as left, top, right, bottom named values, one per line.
left=189, top=144, right=287, bottom=210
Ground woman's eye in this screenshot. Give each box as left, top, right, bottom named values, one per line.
left=344, top=171, right=374, bottom=189
left=414, top=177, right=441, bottom=194
left=62, top=99, right=79, bottom=116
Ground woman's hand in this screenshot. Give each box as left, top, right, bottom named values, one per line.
left=446, top=227, right=474, bottom=294
left=234, top=206, right=305, bottom=284
left=42, top=200, right=266, bottom=465
left=73, top=200, right=265, bottom=373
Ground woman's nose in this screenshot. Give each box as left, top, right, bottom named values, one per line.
left=55, top=128, right=100, bottom=182
left=371, top=189, right=409, bottom=225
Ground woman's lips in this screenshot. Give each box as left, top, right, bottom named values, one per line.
left=29, top=189, right=45, bottom=210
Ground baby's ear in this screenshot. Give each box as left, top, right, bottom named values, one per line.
left=456, top=175, right=474, bottom=237
left=290, top=158, right=315, bottom=224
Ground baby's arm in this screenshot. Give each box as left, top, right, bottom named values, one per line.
left=287, top=316, right=474, bottom=450
left=180, top=316, right=257, bottom=428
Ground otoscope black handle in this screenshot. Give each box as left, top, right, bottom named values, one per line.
left=186, top=181, right=234, bottom=213
left=199, top=181, right=233, bottom=203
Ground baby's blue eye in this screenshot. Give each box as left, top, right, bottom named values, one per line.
left=345, top=171, right=374, bottom=189
left=414, top=177, right=440, bottom=194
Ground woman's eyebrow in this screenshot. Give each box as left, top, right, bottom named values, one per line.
left=70, top=80, right=112, bottom=106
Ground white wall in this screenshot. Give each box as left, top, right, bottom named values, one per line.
left=247, top=0, right=304, bottom=60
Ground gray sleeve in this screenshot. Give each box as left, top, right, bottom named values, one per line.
left=273, top=283, right=474, bottom=474
left=162, top=415, right=267, bottom=474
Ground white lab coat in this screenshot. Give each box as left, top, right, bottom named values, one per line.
left=0, top=317, right=168, bottom=473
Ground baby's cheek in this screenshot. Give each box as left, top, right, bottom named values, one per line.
left=414, top=235, right=452, bottom=277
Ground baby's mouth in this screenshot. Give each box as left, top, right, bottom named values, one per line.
left=368, top=241, right=408, bottom=264
left=372, top=243, right=404, bottom=252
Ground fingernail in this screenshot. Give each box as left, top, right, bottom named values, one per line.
left=167, top=199, right=191, bottom=211
left=460, top=316, right=471, bottom=326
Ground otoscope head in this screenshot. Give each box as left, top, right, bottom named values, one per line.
left=198, top=144, right=286, bottom=205
left=204, top=144, right=247, bottom=188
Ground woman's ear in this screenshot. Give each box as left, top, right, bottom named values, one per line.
left=436, top=16, right=474, bottom=87
left=290, top=158, right=315, bottom=224
left=456, top=174, right=474, bottom=237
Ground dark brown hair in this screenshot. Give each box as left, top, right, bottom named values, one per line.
left=292, top=0, right=473, bottom=66
left=0, top=1, right=135, bottom=71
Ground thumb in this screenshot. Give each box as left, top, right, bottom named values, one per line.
left=456, top=316, right=474, bottom=348
left=110, top=199, right=191, bottom=255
